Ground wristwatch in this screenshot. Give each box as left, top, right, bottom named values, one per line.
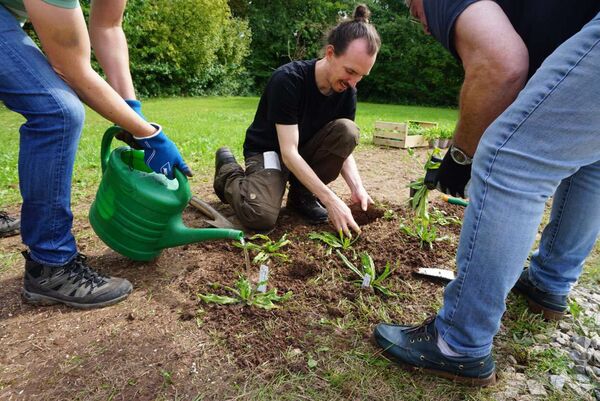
left=449, top=145, right=473, bottom=165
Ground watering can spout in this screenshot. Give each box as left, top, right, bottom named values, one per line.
left=161, top=218, right=244, bottom=249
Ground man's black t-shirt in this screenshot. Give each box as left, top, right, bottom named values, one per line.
left=243, top=59, right=357, bottom=157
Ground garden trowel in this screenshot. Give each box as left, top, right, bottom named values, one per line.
left=414, top=267, right=455, bottom=284
left=189, top=196, right=237, bottom=229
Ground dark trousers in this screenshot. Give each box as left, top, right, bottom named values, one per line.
left=214, top=119, right=359, bottom=230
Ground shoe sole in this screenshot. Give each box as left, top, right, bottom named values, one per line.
left=372, top=336, right=497, bottom=387
left=22, top=288, right=132, bottom=310
left=511, top=287, right=565, bottom=321
left=0, top=229, right=20, bottom=238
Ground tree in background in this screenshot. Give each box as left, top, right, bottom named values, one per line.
left=122, top=0, right=251, bottom=97
left=231, top=0, right=463, bottom=106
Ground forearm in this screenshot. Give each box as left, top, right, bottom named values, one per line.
left=340, top=155, right=363, bottom=193
left=66, top=67, right=152, bottom=137
left=89, top=0, right=135, bottom=98
left=453, top=70, right=523, bottom=156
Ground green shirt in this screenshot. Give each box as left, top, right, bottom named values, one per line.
left=0, top=0, right=79, bottom=22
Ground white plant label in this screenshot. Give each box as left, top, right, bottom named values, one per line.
left=361, top=274, right=371, bottom=289
left=257, top=264, right=269, bottom=293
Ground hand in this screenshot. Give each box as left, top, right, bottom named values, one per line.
left=350, top=185, right=373, bottom=211
left=425, top=151, right=471, bottom=198
left=133, top=124, right=193, bottom=179
left=322, top=194, right=360, bottom=237
left=115, top=99, right=146, bottom=149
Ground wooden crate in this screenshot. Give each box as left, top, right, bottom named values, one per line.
left=373, top=120, right=438, bottom=149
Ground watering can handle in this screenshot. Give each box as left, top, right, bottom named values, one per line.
left=100, top=126, right=122, bottom=174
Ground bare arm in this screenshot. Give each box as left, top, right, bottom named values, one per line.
left=340, top=154, right=372, bottom=211
left=277, top=124, right=360, bottom=235
left=23, top=0, right=153, bottom=137
left=89, top=0, right=136, bottom=99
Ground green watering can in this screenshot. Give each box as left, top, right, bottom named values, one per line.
left=89, top=126, right=244, bottom=261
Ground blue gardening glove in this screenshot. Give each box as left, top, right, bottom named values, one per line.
left=124, top=99, right=146, bottom=120
left=133, top=124, right=193, bottom=179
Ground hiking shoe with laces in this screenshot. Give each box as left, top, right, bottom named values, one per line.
left=512, top=268, right=567, bottom=321
left=286, top=187, right=328, bottom=224
left=373, top=317, right=497, bottom=387
left=0, top=211, right=20, bottom=237
left=22, top=252, right=132, bottom=309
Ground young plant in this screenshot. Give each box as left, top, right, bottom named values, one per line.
left=198, top=276, right=292, bottom=310
left=336, top=250, right=395, bottom=296
left=308, top=230, right=360, bottom=255
left=399, top=218, right=439, bottom=250
left=234, top=233, right=291, bottom=265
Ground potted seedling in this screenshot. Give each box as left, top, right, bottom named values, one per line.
left=438, top=126, right=454, bottom=149
left=198, top=275, right=292, bottom=310
left=336, top=250, right=395, bottom=296
left=308, top=230, right=359, bottom=256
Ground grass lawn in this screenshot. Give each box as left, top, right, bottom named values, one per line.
left=0, top=96, right=458, bottom=208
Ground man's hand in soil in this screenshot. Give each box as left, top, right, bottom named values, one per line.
left=323, top=193, right=361, bottom=237
left=429, top=151, right=472, bottom=198
left=350, top=185, right=373, bottom=212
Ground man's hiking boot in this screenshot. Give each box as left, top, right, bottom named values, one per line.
left=22, top=252, right=132, bottom=309
left=213, top=147, right=239, bottom=203
left=373, top=317, right=497, bottom=387
left=0, top=211, right=20, bottom=237
left=512, top=269, right=567, bottom=321
left=286, top=187, right=328, bottom=224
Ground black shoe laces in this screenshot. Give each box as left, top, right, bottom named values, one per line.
left=64, top=254, right=108, bottom=290
left=0, top=211, right=15, bottom=223
left=405, top=315, right=436, bottom=341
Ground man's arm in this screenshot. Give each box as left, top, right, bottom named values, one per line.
left=276, top=124, right=360, bottom=236
left=89, top=0, right=136, bottom=99
left=340, top=154, right=372, bottom=211
left=24, top=0, right=152, bottom=138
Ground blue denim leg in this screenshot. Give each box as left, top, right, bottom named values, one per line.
left=0, top=6, right=85, bottom=266
left=529, top=162, right=600, bottom=295
left=436, top=13, right=600, bottom=357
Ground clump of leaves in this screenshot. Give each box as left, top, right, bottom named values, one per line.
left=400, top=218, right=446, bottom=250
left=336, top=250, right=395, bottom=296
left=430, top=207, right=462, bottom=226
left=308, top=230, right=359, bottom=255
left=383, top=209, right=396, bottom=220
left=198, top=276, right=292, bottom=310
left=234, top=233, right=291, bottom=264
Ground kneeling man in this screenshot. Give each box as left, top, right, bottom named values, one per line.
left=214, top=4, right=380, bottom=236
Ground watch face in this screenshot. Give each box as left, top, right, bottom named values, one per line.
left=451, top=146, right=471, bottom=165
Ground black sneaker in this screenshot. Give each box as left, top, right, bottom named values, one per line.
left=373, top=317, right=497, bottom=387
left=0, top=211, right=20, bottom=237
left=286, top=187, right=328, bottom=224
left=512, top=269, right=567, bottom=321
left=213, top=147, right=239, bottom=203
left=22, top=252, right=132, bottom=309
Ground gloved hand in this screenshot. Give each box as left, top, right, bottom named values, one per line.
left=115, top=99, right=146, bottom=149
left=424, top=151, right=471, bottom=198
left=133, top=124, right=193, bottom=179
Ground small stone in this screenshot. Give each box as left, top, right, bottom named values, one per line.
left=594, top=350, right=600, bottom=365
left=594, top=366, right=600, bottom=376
left=594, top=388, right=600, bottom=401
left=549, top=375, right=567, bottom=391
left=527, top=380, right=548, bottom=396
left=575, top=364, right=587, bottom=374
left=559, top=322, right=571, bottom=331
left=574, top=336, right=593, bottom=349
left=570, top=350, right=586, bottom=363
left=505, top=366, right=516, bottom=373
left=575, top=373, right=590, bottom=383
left=556, top=336, right=568, bottom=346
left=591, top=335, right=600, bottom=350
left=585, top=366, right=597, bottom=379
left=573, top=343, right=587, bottom=355
left=507, top=355, right=518, bottom=365
left=534, top=334, right=548, bottom=342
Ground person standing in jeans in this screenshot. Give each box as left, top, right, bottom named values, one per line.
left=0, top=0, right=191, bottom=309
left=374, top=12, right=600, bottom=386
left=213, top=4, right=379, bottom=236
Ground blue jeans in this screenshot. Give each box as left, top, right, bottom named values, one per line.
left=436, top=12, right=600, bottom=357
left=0, top=6, right=84, bottom=266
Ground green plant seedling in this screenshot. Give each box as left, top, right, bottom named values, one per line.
left=234, top=233, right=291, bottom=265
left=383, top=209, right=396, bottom=221
left=308, top=230, right=359, bottom=256
left=198, top=276, right=292, bottom=310
left=336, top=250, right=395, bottom=297
left=400, top=218, right=448, bottom=250
left=430, top=207, right=462, bottom=226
